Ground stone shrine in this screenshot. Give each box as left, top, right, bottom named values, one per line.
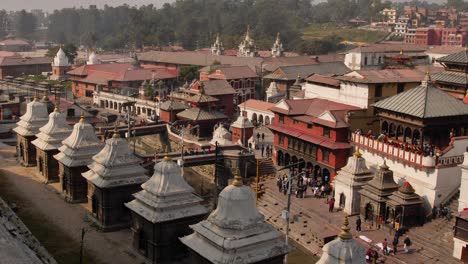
left=316, top=216, right=366, bottom=264
left=54, top=113, right=104, bottom=203
left=271, top=32, right=284, bottom=58
left=50, top=48, right=70, bottom=81
left=237, top=26, right=258, bottom=57
left=333, top=149, right=373, bottom=215
left=82, top=128, right=148, bottom=231
left=13, top=94, right=49, bottom=167
left=180, top=174, right=289, bottom=264
left=230, top=115, right=254, bottom=146
left=31, top=105, right=72, bottom=182
left=211, top=34, right=224, bottom=56
left=125, top=156, right=208, bottom=263
left=359, top=161, right=399, bottom=228
left=210, top=124, right=232, bottom=146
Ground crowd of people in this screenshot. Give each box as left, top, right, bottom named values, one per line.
left=276, top=172, right=332, bottom=201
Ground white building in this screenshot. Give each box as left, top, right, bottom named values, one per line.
left=237, top=26, right=258, bottom=58
left=211, top=34, right=224, bottom=56
left=271, top=32, right=284, bottom=58
left=394, top=16, right=410, bottom=35
left=458, top=152, right=468, bottom=212
left=381, top=8, right=397, bottom=24
left=238, top=99, right=275, bottom=126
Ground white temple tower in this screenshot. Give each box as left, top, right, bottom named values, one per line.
left=211, top=34, right=224, bottom=56
left=333, top=149, right=373, bottom=215
left=237, top=25, right=258, bottom=57
left=50, top=47, right=70, bottom=80
left=271, top=32, right=284, bottom=57
left=87, top=52, right=101, bottom=65
left=180, top=173, right=289, bottom=264
left=265, top=81, right=279, bottom=102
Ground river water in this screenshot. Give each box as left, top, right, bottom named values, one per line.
left=183, top=167, right=319, bottom=263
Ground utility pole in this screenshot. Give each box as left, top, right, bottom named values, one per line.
left=213, top=141, right=219, bottom=209
left=79, top=228, right=86, bottom=264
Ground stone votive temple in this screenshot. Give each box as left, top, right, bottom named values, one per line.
left=82, top=128, right=148, bottom=231
left=125, top=156, right=208, bottom=263
left=54, top=113, right=104, bottom=203
left=180, top=174, right=289, bottom=264
left=13, top=94, right=49, bottom=167
left=31, top=105, right=72, bottom=183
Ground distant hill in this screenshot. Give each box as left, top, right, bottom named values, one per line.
left=0, top=0, right=175, bottom=11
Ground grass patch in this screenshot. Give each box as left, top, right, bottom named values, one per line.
left=0, top=171, right=103, bottom=264
left=303, top=23, right=388, bottom=44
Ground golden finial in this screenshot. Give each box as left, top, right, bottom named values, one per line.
left=79, top=112, right=85, bottom=123
left=112, top=124, right=119, bottom=138
left=42, top=90, right=48, bottom=102
left=338, top=215, right=352, bottom=240
left=163, top=151, right=171, bottom=161
left=400, top=48, right=404, bottom=55
left=232, top=168, right=243, bottom=187
left=33, top=91, right=38, bottom=101
left=54, top=103, right=59, bottom=112
left=354, top=148, right=362, bottom=158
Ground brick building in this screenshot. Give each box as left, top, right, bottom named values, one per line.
left=0, top=39, right=32, bottom=52
left=0, top=57, right=52, bottom=79
left=268, top=98, right=359, bottom=183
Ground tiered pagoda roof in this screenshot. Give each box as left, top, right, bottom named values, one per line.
left=125, top=156, right=208, bottom=223
left=437, top=48, right=468, bottom=65
left=176, top=108, right=227, bottom=121
left=387, top=181, right=423, bottom=207
left=180, top=174, right=289, bottom=263
left=373, top=73, right=468, bottom=119
left=159, top=100, right=188, bottom=111
left=54, top=114, right=104, bottom=168
left=82, top=130, right=148, bottom=188
left=13, top=95, right=49, bottom=137
left=31, top=106, right=72, bottom=151
left=359, top=161, right=399, bottom=202
left=334, top=150, right=373, bottom=187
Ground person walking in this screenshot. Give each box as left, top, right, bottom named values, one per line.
left=261, top=132, right=265, bottom=142
left=382, top=238, right=388, bottom=256
left=256, top=132, right=260, bottom=141
left=403, top=236, right=411, bottom=253
left=356, top=217, right=362, bottom=232
left=328, top=198, right=335, bottom=212
left=261, top=145, right=264, bottom=157
left=277, top=176, right=282, bottom=192
left=392, top=235, right=399, bottom=255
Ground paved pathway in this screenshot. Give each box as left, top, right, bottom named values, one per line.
left=0, top=144, right=142, bottom=264
left=256, top=175, right=462, bottom=263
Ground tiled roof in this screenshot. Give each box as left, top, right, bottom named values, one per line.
left=373, top=77, right=468, bottom=118
left=433, top=71, right=468, bottom=85
left=187, top=93, right=219, bottom=103
left=336, top=68, right=441, bottom=84
left=159, top=100, right=188, bottom=111
left=427, top=46, right=464, bottom=55
left=270, top=98, right=360, bottom=116
left=67, top=63, right=177, bottom=85
left=176, top=107, right=227, bottom=121
left=0, top=56, right=51, bottom=66
left=207, top=65, right=258, bottom=79
left=263, top=62, right=350, bottom=81
left=238, top=99, right=274, bottom=112
left=306, top=74, right=341, bottom=87
left=437, top=49, right=468, bottom=65
left=193, top=80, right=236, bottom=95
left=0, top=39, right=30, bottom=46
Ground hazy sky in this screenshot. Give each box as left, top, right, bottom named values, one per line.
left=0, top=0, right=174, bottom=11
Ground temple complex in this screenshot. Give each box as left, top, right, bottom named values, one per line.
left=13, top=94, right=49, bottom=167
left=358, top=161, right=399, bottom=228
left=180, top=174, right=289, bottom=264
left=54, top=113, right=104, bottom=203
left=333, top=149, right=373, bottom=215
left=125, top=156, right=208, bottom=263
left=316, top=216, right=366, bottom=264
left=31, top=105, right=72, bottom=182
left=82, top=129, right=148, bottom=231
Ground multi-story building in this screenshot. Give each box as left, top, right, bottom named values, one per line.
left=415, top=28, right=441, bottom=46
left=409, top=27, right=467, bottom=47
left=268, top=98, right=359, bottom=183
left=405, top=28, right=417, bottom=44
left=381, top=8, right=397, bottom=25
left=395, top=16, right=410, bottom=35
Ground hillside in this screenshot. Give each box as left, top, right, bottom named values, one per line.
left=303, top=23, right=389, bottom=44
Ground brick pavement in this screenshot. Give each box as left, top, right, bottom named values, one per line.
left=255, top=175, right=463, bottom=264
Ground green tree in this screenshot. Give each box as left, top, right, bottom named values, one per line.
left=179, top=65, right=199, bottom=84
left=15, top=10, right=37, bottom=38
left=46, top=43, right=78, bottom=64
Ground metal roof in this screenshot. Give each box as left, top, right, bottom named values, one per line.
left=373, top=76, right=468, bottom=118
left=263, top=62, right=350, bottom=81
left=437, top=48, right=468, bottom=65
left=176, top=107, right=227, bottom=121
left=433, top=71, right=468, bottom=85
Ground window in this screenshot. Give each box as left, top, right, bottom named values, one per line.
left=307, top=123, right=313, bottom=129
left=375, top=84, right=383, bottom=97
left=279, top=135, right=284, bottom=145
left=310, top=145, right=317, bottom=156
left=323, top=127, right=330, bottom=138
left=322, top=149, right=330, bottom=163
left=279, top=115, right=284, bottom=124
left=397, top=83, right=405, bottom=94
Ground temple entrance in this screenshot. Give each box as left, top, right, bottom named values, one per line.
left=284, top=153, right=291, bottom=166
left=365, top=203, right=374, bottom=221
left=265, top=116, right=270, bottom=125
left=314, top=165, right=321, bottom=179
left=339, top=193, right=346, bottom=208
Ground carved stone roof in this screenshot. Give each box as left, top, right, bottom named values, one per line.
left=53, top=48, right=69, bottom=67
left=359, top=161, right=399, bottom=202
left=13, top=97, right=49, bottom=137
left=125, top=157, right=208, bottom=223
left=387, top=181, right=423, bottom=207
left=82, top=133, right=148, bottom=188
left=231, top=115, right=254, bottom=129
left=180, top=175, right=289, bottom=263
left=334, top=150, right=373, bottom=187
left=210, top=125, right=232, bottom=146
left=54, top=116, right=104, bottom=168
left=31, top=108, right=72, bottom=151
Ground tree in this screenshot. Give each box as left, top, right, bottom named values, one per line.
left=179, top=65, right=199, bottom=84
left=15, top=10, right=37, bottom=38
left=46, top=43, right=78, bottom=64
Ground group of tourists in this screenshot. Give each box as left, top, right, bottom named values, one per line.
left=432, top=204, right=452, bottom=220
left=366, top=233, right=412, bottom=262
left=276, top=172, right=332, bottom=200
left=260, top=144, right=272, bottom=158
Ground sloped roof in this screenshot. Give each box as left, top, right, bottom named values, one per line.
left=306, top=74, right=341, bottom=87
left=433, top=71, right=468, bottom=85
left=348, top=43, right=428, bottom=53
left=207, top=65, right=258, bottom=79
left=159, top=100, right=188, bottom=111
left=270, top=98, right=359, bottom=116
left=373, top=75, right=468, bottom=118
left=264, top=62, right=350, bottom=81
left=238, top=99, right=275, bottom=112
left=176, top=107, right=227, bottom=121
left=0, top=39, right=30, bottom=46
left=437, top=48, right=468, bottom=65
left=191, top=80, right=236, bottom=95
left=0, top=56, right=51, bottom=66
